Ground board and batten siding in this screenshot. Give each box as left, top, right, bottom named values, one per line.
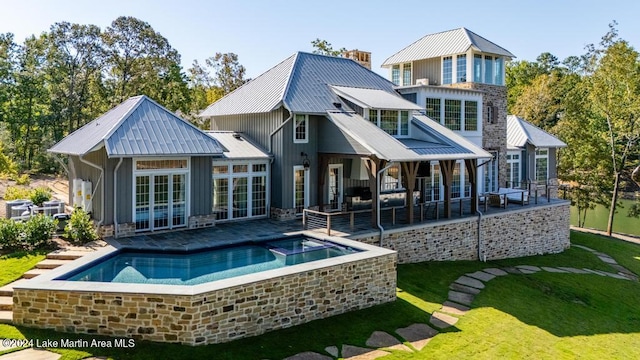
left=210, top=108, right=285, bottom=151
left=413, top=58, right=441, bottom=86
left=191, top=156, right=213, bottom=216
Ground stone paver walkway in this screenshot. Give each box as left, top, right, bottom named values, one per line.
left=285, top=244, right=638, bottom=360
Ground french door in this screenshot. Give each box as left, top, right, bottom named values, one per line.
left=327, top=164, right=343, bottom=210
left=135, top=173, right=187, bottom=231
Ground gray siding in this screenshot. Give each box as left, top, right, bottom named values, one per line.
left=114, top=158, right=132, bottom=224
left=210, top=108, right=285, bottom=151
left=413, top=58, right=441, bottom=86
left=191, top=156, right=213, bottom=216
left=549, top=148, right=558, bottom=179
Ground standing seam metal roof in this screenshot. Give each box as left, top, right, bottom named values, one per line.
left=205, top=131, right=270, bottom=160
left=382, top=27, right=515, bottom=67
left=507, top=115, right=567, bottom=149
left=49, top=95, right=225, bottom=157
left=198, top=52, right=398, bottom=117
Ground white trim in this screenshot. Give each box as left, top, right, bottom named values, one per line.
left=293, top=165, right=309, bottom=214
left=211, top=159, right=270, bottom=221
left=293, top=114, right=309, bottom=144
left=507, top=151, right=521, bottom=187
left=535, top=148, right=549, bottom=183
left=327, top=164, right=344, bottom=210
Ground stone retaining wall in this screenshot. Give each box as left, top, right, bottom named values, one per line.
left=353, top=202, right=570, bottom=263
left=13, top=252, right=396, bottom=345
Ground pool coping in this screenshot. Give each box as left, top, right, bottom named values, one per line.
left=14, top=233, right=396, bottom=296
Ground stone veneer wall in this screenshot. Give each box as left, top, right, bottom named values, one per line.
left=13, top=253, right=396, bottom=345
left=353, top=203, right=569, bottom=263
left=188, top=214, right=217, bottom=229
left=115, top=223, right=136, bottom=238
left=448, top=83, right=508, bottom=187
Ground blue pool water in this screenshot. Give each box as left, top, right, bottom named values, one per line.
left=63, top=237, right=359, bottom=285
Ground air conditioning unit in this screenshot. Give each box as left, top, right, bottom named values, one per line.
left=416, top=78, right=429, bottom=86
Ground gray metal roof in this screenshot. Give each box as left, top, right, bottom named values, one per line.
left=199, top=52, right=397, bottom=117
left=331, top=86, right=422, bottom=110
left=382, top=27, right=515, bottom=67
left=206, top=131, right=270, bottom=160
left=199, top=54, right=297, bottom=117
left=49, top=95, right=225, bottom=157
left=507, top=115, right=567, bottom=149
left=325, top=111, right=490, bottom=162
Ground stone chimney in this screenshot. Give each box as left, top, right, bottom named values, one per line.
left=343, top=50, right=371, bottom=70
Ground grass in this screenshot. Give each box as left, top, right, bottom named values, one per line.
left=0, top=231, right=639, bottom=359
left=0, top=252, right=46, bottom=286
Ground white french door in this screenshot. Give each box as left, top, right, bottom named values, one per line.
left=293, top=166, right=309, bottom=214
left=135, top=173, right=187, bottom=231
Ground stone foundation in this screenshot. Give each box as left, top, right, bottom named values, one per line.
left=188, top=214, right=217, bottom=229
left=270, top=207, right=298, bottom=221
left=13, top=242, right=396, bottom=345
left=115, top=223, right=136, bottom=238
left=98, top=224, right=114, bottom=238
left=353, top=202, right=570, bottom=263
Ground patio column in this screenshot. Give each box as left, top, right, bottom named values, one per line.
left=317, top=155, right=329, bottom=211
left=439, top=160, right=455, bottom=218
left=364, top=157, right=386, bottom=227
left=402, top=161, right=419, bottom=224
left=465, top=159, right=478, bottom=213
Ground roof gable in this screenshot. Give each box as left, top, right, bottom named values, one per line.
left=199, top=52, right=398, bottom=117
left=382, top=27, right=515, bottom=67
left=507, top=115, right=567, bottom=149
left=50, top=96, right=225, bottom=157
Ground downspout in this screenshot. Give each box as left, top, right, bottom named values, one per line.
left=476, top=208, right=485, bottom=262
left=79, top=155, right=104, bottom=228
left=377, top=162, right=394, bottom=246
left=112, top=158, right=124, bottom=238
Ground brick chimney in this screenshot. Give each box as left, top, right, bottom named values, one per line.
left=343, top=50, right=371, bottom=70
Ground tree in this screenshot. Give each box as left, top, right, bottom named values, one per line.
left=311, top=38, right=346, bottom=57
left=585, top=24, right=640, bottom=236
left=102, top=16, right=188, bottom=111
left=206, top=52, right=247, bottom=96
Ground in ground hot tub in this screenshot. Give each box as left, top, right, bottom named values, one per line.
left=13, top=234, right=396, bottom=345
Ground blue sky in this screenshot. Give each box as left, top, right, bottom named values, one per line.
left=1, top=0, right=639, bottom=78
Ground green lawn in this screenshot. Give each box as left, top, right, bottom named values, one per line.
left=0, top=252, right=46, bottom=286
left=1, top=231, right=639, bottom=359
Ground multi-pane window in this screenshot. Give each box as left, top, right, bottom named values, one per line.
left=382, top=164, right=402, bottom=192
left=424, top=163, right=440, bottom=202
left=425, top=98, right=441, bottom=121
left=495, top=57, right=504, bottom=85
left=484, top=56, right=493, bottom=84
left=402, top=63, right=411, bottom=86
left=473, top=54, right=482, bottom=83
left=444, top=99, right=462, bottom=131
left=212, top=161, right=268, bottom=220
left=391, top=65, right=400, bottom=85
left=136, top=159, right=187, bottom=170
left=294, top=166, right=308, bottom=213
left=452, top=162, right=461, bottom=198
left=535, top=149, right=548, bottom=183
left=464, top=100, right=478, bottom=131
left=483, top=152, right=498, bottom=193
left=507, top=153, right=521, bottom=188
left=443, top=56, right=452, bottom=84
left=380, top=110, right=398, bottom=136
left=368, top=109, right=410, bottom=137
left=456, top=55, right=467, bottom=82
left=294, top=114, right=308, bottom=143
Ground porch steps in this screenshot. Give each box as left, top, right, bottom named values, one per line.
left=35, top=259, right=72, bottom=269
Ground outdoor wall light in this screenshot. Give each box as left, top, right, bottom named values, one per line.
left=301, top=152, right=310, bottom=170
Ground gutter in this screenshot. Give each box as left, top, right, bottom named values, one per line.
left=376, top=162, right=394, bottom=246
left=79, top=155, right=104, bottom=229
left=112, top=158, right=124, bottom=238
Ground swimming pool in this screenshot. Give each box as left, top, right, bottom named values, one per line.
left=13, top=233, right=397, bottom=345
left=63, top=237, right=359, bottom=285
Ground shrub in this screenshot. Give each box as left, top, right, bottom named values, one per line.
left=0, top=219, right=24, bottom=250
left=29, top=187, right=51, bottom=206
left=64, top=208, right=98, bottom=244
left=23, top=214, right=57, bottom=248
left=3, top=186, right=31, bottom=201
left=14, top=174, right=30, bottom=186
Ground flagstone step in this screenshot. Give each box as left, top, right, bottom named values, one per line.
left=22, top=268, right=51, bottom=279
left=0, top=310, right=12, bottom=324
left=35, top=259, right=73, bottom=269
left=45, top=250, right=88, bottom=261
left=0, top=279, right=29, bottom=297
left=0, top=296, right=13, bottom=311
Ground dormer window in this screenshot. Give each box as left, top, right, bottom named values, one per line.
left=442, top=56, right=453, bottom=84
left=367, top=109, right=410, bottom=137
left=391, top=65, right=400, bottom=85
left=402, top=63, right=411, bottom=86
left=456, top=55, right=467, bottom=82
